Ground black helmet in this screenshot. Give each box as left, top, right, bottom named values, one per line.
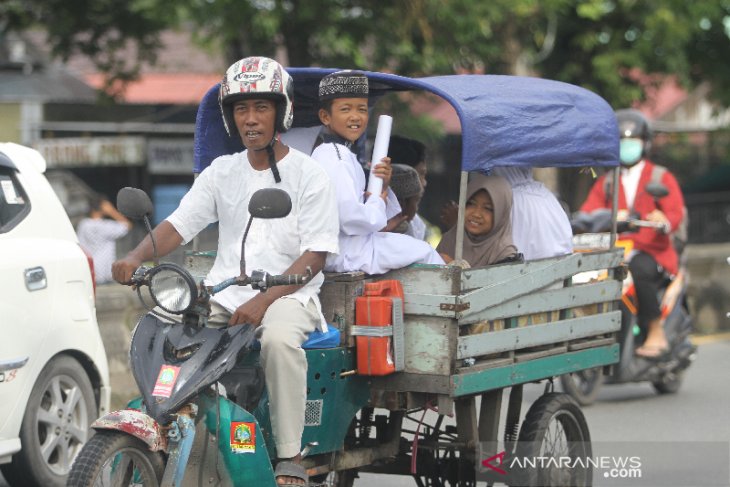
left=615, top=109, right=652, bottom=142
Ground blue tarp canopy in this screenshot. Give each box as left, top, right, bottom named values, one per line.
left=194, top=68, right=619, bottom=174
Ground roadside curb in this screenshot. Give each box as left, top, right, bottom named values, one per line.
left=691, top=332, right=730, bottom=345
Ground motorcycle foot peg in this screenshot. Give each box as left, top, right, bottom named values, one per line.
left=300, top=441, right=319, bottom=458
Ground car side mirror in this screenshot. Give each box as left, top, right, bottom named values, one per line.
left=248, top=188, right=292, bottom=219
left=117, top=187, right=154, bottom=220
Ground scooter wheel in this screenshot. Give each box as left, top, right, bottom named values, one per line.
left=652, top=371, right=684, bottom=394
left=559, top=368, right=603, bottom=406
left=67, top=431, right=165, bottom=487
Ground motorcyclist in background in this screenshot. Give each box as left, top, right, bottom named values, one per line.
left=580, top=109, right=685, bottom=359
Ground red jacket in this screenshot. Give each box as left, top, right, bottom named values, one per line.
left=580, top=159, right=685, bottom=275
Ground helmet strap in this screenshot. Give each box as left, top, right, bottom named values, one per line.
left=252, top=134, right=282, bottom=183
left=266, top=140, right=281, bottom=183
left=253, top=133, right=281, bottom=183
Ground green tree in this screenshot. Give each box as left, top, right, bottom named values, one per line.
left=537, top=0, right=730, bottom=107
left=0, top=0, right=172, bottom=95
left=177, top=0, right=730, bottom=107
left=4, top=0, right=730, bottom=106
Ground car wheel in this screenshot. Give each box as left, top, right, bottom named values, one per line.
left=0, top=355, right=96, bottom=487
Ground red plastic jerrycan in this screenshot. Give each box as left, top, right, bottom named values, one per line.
left=354, top=280, right=404, bottom=376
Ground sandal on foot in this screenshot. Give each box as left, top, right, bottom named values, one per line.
left=635, top=344, right=669, bottom=359
left=275, top=460, right=309, bottom=487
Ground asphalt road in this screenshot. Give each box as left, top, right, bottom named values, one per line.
left=2, top=336, right=729, bottom=487
left=355, top=334, right=730, bottom=486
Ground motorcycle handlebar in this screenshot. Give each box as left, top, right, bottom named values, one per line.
left=129, top=265, right=151, bottom=286
left=265, top=273, right=310, bottom=286
left=245, top=267, right=314, bottom=292
left=628, top=220, right=670, bottom=233
left=573, top=216, right=668, bottom=235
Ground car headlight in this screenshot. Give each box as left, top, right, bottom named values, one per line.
left=147, top=264, right=197, bottom=314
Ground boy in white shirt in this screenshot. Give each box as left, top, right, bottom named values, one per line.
left=311, top=71, right=443, bottom=274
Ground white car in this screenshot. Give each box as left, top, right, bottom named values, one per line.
left=0, top=143, right=110, bottom=487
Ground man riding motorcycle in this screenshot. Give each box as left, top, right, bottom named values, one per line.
left=112, top=56, right=339, bottom=487
left=579, top=109, right=685, bottom=359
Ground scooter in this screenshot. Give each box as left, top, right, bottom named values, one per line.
left=560, top=182, right=697, bottom=406
left=67, top=187, right=368, bottom=487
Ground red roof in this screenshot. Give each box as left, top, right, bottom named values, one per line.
left=85, top=73, right=221, bottom=104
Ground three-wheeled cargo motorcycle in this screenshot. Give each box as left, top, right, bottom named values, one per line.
left=68, top=70, right=626, bottom=487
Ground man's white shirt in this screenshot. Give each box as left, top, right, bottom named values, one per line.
left=167, top=148, right=339, bottom=329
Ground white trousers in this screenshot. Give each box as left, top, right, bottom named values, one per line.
left=209, top=297, right=319, bottom=459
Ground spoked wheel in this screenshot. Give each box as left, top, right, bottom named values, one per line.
left=310, top=411, right=364, bottom=487
left=67, top=431, right=165, bottom=487
left=403, top=407, right=475, bottom=487
left=310, top=469, right=357, bottom=487
left=559, top=368, right=603, bottom=406
left=512, top=393, right=592, bottom=487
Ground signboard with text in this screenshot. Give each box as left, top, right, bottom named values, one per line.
left=34, top=137, right=146, bottom=168
left=147, top=139, right=195, bottom=175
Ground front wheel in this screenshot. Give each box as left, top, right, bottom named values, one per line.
left=0, top=355, right=96, bottom=487
left=559, top=368, right=603, bottom=406
left=511, top=393, right=592, bottom=487
left=651, top=371, right=684, bottom=394
left=67, top=431, right=165, bottom=487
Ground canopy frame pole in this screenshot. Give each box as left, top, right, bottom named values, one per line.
left=455, top=171, right=468, bottom=262
left=609, top=167, right=619, bottom=247
left=192, top=173, right=200, bottom=252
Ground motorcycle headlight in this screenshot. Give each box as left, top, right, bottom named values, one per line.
left=147, top=264, right=197, bottom=314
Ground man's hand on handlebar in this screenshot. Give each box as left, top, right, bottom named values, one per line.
left=229, top=292, right=274, bottom=327
left=112, top=255, right=144, bottom=284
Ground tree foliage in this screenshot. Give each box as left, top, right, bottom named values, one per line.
left=3, top=0, right=730, bottom=107
left=538, top=0, right=730, bottom=107
left=1, top=0, right=172, bottom=91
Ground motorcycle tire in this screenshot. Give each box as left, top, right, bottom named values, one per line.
left=67, top=431, right=165, bottom=487
left=559, top=368, right=603, bottom=406
left=0, top=355, right=96, bottom=487
left=310, top=469, right=357, bottom=487
left=510, top=393, right=592, bottom=487
left=652, top=371, right=684, bottom=395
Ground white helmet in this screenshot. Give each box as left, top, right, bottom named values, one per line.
left=219, top=56, right=294, bottom=136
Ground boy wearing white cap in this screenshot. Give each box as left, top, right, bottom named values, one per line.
left=311, top=71, right=443, bottom=274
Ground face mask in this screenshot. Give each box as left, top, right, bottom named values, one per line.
left=620, top=138, right=643, bottom=166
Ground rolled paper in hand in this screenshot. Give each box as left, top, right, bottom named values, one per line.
left=367, top=115, right=393, bottom=196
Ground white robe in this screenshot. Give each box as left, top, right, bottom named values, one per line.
left=406, top=214, right=428, bottom=241
left=311, top=142, right=444, bottom=274
left=492, top=167, right=573, bottom=260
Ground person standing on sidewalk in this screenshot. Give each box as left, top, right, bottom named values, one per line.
left=77, top=195, right=132, bottom=284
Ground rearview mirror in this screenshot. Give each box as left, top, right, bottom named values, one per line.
left=248, top=188, right=292, bottom=219
left=239, top=188, right=292, bottom=278
left=645, top=181, right=669, bottom=199
left=117, top=187, right=154, bottom=220
left=117, top=187, right=159, bottom=265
